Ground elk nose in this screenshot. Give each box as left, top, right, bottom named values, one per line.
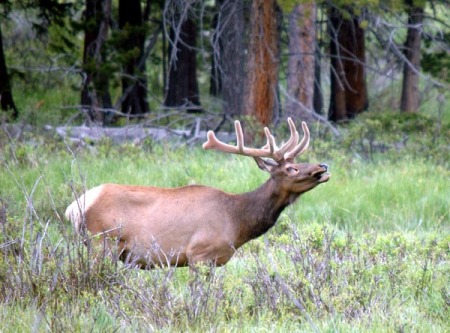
left=319, top=163, right=328, bottom=171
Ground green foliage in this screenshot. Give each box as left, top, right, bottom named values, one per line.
left=422, top=32, right=450, bottom=83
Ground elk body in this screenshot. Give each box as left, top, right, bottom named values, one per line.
left=65, top=118, right=330, bottom=268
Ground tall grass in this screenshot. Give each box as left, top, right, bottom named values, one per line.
left=0, top=122, right=449, bottom=332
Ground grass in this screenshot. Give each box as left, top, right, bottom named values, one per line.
left=0, top=117, right=449, bottom=332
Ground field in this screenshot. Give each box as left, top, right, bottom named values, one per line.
left=0, top=113, right=449, bottom=332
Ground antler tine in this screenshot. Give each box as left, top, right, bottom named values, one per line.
left=235, top=120, right=245, bottom=153
left=262, top=127, right=277, bottom=155
left=284, top=121, right=310, bottom=160
left=271, top=117, right=300, bottom=159
left=203, top=131, right=236, bottom=154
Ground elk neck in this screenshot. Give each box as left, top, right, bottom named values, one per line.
left=232, top=177, right=300, bottom=247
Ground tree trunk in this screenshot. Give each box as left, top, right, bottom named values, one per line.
left=81, top=0, right=112, bottom=125
left=286, top=2, right=317, bottom=122
left=313, top=44, right=323, bottom=115
left=118, top=0, right=149, bottom=116
left=0, top=23, right=18, bottom=119
left=244, top=0, right=280, bottom=127
left=164, top=13, right=202, bottom=113
left=328, top=6, right=368, bottom=122
left=210, top=0, right=245, bottom=117
left=210, top=13, right=221, bottom=98
left=400, top=3, right=424, bottom=113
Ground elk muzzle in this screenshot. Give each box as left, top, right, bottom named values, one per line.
left=314, top=163, right=330, bottom=183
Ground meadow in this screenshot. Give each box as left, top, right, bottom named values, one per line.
left=0, top=113, right=449, bottom=332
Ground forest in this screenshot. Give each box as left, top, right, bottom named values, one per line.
left=0, top=0, right=448, bottom=131
left=0, top=0, right=449, bottom=332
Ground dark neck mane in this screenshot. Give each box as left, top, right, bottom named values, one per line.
left=233, top=178, right=301, bottom=247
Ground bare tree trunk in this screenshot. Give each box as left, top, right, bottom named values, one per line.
left=0, top=23, right=18, bottom=119
left=164, top=3, right=202, bottom=113
left=313, top=44, right=323, bottom=115
left=400, top=2, right=424, bottom=113
left=210, top=11, right=222, bottom=98
left=328, top=6, right=368, bottom=122
left=244, top=0, right=280, bottom=127
left=81, top=0, right=112, bottom=125
left=313, top=6, right=325, bottom=115
left=211, top=0, right=245, bottom=117
left=118, top=0, right=150, bottom=116
left=286, top=2, right=317, bottom=122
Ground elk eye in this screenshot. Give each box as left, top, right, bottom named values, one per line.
left=287, top=166, right=298, bottom=173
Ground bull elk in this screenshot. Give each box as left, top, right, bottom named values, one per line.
left=65, top=118, right=330, bottom=268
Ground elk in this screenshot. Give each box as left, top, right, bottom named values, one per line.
left=65, top=118, right=330, bottom=268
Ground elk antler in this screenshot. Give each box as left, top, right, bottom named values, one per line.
left=203, top=117, right=310, bottom=162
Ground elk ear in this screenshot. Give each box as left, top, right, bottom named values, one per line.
left=254, top=157, right=278, bottom=172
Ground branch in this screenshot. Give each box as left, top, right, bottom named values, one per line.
left=279, top=86, right=341, bottom=137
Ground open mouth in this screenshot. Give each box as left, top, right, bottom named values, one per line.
left=318, top=172, right=330, bottom=183
left=311, top=168, right=330, bottom=183
left=309, top=164, right=330, bottom=183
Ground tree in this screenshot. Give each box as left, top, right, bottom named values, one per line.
left=244, top=0, right=280, bottom=127
left=210, top=0, right=246, bottom=117
left=313, top=37, right=323, bottom=115
left=328, top=5, right=368, bottom=122
left=0, top=22, right=18, bottom=119
left=117, top=0, right=150, bottom=116
left=164, top=3, right=202, bottom=112
left=286, top=2, right=317, bottom=122
left=80, top=0, right=113, bottom=125
left=400, top=1, right=424, bottom=113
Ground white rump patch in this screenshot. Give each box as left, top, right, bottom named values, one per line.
left=65, top=185, right=104, bottom=232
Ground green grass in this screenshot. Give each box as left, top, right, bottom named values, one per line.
left=0, top=122, right=449, bottom=332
